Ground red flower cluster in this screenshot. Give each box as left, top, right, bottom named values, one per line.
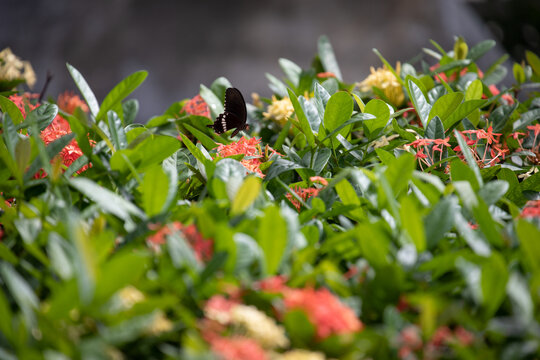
left=215, top=137, right=280, bottom=177
left=147, top=222, right=213, bottom=261
left=454, top=128, right=507, bottom=168
left=397, top=325, right=474, bottom=359
left=286, top=176, right=328, bottom=211
left=183, top=94, right=210, bottom=118
left=510, top=124, right=540, bottom=165
left=407, top=137, right=451, bottom=170
left=521, top=200, right=540, bottom=218
left=9, top=93, right=92, bottom=177
left=207, top=336, right=267, bottom=360
left=57, top=91, right=89, bottom=114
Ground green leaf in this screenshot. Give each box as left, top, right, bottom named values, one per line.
left=287, top=88, right=315, bottom=148
left=122, top=98, right=139, bottom=125
left=323, top=91, right=354, bottom=142
left=14, top=136, right=31, bottom=176
left=451, top=159, right=480, bottom=190
left=363, top=99, right=391, bottom=134
left=467, top=40, right=496, bottom=61
left=178, top=134, right=208, bottom=165
left=200, top=84, right=223, bottom=120
left=0, top=287, right=13, bottom=341
left=23, top=103, right=58, bottom=134
left=299, top=96, right=321, bottom=133
left=425, top=116, right=445, bottom=141
left=453, top=129, right=483, bottom=187
left=335, top=179, right=364, bottom=221
left=139, top=164, right=169, bottom=216
left=258, top=205, right=287, bottom=275
left=3, top=114, right=22, bottom=158
left=314, top=82, right=331, bottom=123
left=355, top=222, right=390, bottom=268
left=66, top=63, right=99, bottom=117
left=265, top=73, right=288, bottom=98
left=231, top=176, right=261, bottom=215
left=473, top=198, right=503, bottom=247
left=318, top=35, right=342, bottom=80
left=478, top=180, right=509, bottom=206
left=513, top=62, right=526, bottom=84
left=490, top=104, right=517, bottom=132
left=70, top=178, right=145, bottom=221
left=0, top=94, right=24, bottom=124
left=526, top=50, right=540, bottom=76
left=424, top=196, right=458, bottom=249
left=96, top=70, right=148, bottom=121
left=400, top=196, right=426, bottom=252
left=279, top=58, right=302, bottom=86
left=443, top=99, right=486, bottom=129
left=24, top=133, right=76, bottom=181
left=407, top=77, right=431, bottom=128
left=0, top=263, right=38, bottom=326
left=265, top=158, right=306, bottom=181
left=385, top=152, right=416, bottom=197
left=512, top=108, right=540, bottom=131
left=428, top=92, right=464, bottom=123
left=516, top=219, right=540, bottom=274
left=183, top=123, right=217, bottom=150
left=481, top=252, right=508, bottom=316
left=107, top=110, right=127, bottom=151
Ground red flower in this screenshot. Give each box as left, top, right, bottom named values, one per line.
left=215, top=137, right=280, bottom=178
left=487, top=84, right=515, bottom=105
left=283, top=287, right=363, bottom=339
left=256, top=275, right=288, bottom=292
left=527, top=124, right=540, bottom=139
left=57, top=91, right=89, bottom=114
left=521, top=200, right=540, bottom=218
left=208, top=336, right=268, bottom=360
left=147, top=222, right=213, bottom=261
left=183, top=94, right=210, bottom=118
left=8, top=93, right=39, bottom=118
left=316, top=72, right=336, bottom=79
left=454, top=326, right=474, bottom=346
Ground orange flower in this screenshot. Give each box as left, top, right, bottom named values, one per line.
left=8, top=93, right=39, bottom=117
left=147, top=222, right=213, bottom=261
left=283, top=287, right=363, bottom=339
left=521, top=200, right=540, bottom=218
left=285, top=177, right=327, bottom=211
left=183, top=94, right=210, bottom=118
left=316, top=72, right=336, bottom=78
left=57, top=91, right=89, bottom=114
left=215, top=137, right=280, bottom=178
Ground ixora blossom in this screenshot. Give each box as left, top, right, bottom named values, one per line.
left=207, top=336, right=268, bottom=360
left=521, top=200, right=540, bottom=218
left=146, top=222, right=213, bottom=261
left=286, top=176, right=328, bottom=212
left=215, top=137, right=281, bottom=177
left=0, top=47, right=36, bottom=88
left=57, top=91, right=89, bottom=114
left=183, top=94, right=210, bottom=118
left=263, top=96, right=295, bottom=127
left=9, top=93, right=92, bottom=176
left=283, top=287, right=363, bottom=339
left=358, top=61, right=404, bottom=106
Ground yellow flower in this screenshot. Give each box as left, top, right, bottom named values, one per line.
left=263, top=96, right=294, bottom=127
left=117, top=286, right=145, bottom=309
left=146, top=311, right=173, bottom=335
left=271, top=349, right=326, bottom=360
left=359, top=62, right=404, bottom=106
left=0, top=47, right=36, bottom=88
left=230, top=304, right=289, bottom=349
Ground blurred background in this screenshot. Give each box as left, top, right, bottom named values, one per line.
left=1, top=0, right=539, bottom=121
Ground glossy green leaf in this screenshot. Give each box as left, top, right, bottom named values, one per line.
left=516, top=219, right=540, bottom=274
left=424, top=196, right=457, bottom=248
left=122, top=98, right=139, bottom=125
left=467, top=40, right=496, bottom=61
left=318, top=35, right=342, bottom=80
left=96, top=70, right=148, bottom=121
left=526, top=50, right=540, bottom=76
left=443, top=99, right=486, bottom=129
left=67, top=63, right=99, bottom=117
left=407, top=77, right=431, bottom=128
left=107, top=110, right=127, bottom=151
left=363, top=99, right=391, bottom=134
left=428, top=92, right=463, bottom=123
left=323, top=91, right=353, bottom=142
left=287, top=88, right=315, bottom=148
left=335, top=178, right=364, bottom=221
left=400, top=196, right=426, bottom=252
left=183, top=123, right=217, bottom=150
left=279, top=58, right=302, bottom=86
left=140, top=164, right=169, bottom=216
left=355, top=222, right=390, bottom=268
left=0, top=94, right=24, bottom=124
left=453, top=129, right=483, bottom=187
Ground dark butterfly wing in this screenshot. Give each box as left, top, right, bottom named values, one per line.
left=207, top=88, right=247, bottom=137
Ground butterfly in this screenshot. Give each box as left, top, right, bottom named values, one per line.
left=207, top=87, right=248, bottom=137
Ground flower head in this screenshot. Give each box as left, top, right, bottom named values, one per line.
left=359, top=62, right=404, bottom=106
left=230, top=305, right=289, bottom=349
left=183, top=94, right=210, bottom=117
left=147, top=222, right=213, bottom=261
left=57, top=91, right=89, bottom=114
left=208, top=336, right=268, bottom=360
left=263, top=96, right=294, bottom=127
left=521, top=200, right=540, bottom=218
left=0, top=48, right=36, bottom=88
left=117, top=286, right=145, bottom=310
left=283, top=287, right=363, bottom=339
left=215, top=137, right=280, bottom=177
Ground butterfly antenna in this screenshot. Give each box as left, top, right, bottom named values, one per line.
left=38, top=71, right=53, bottom=103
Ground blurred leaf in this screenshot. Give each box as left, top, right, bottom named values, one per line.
left=385, top=152, right=416, bottom=197
left=478, top=180, right=509, bottom=206
left=139, top=164, right=169, bottom=216
left=363, top=99, right=390, bottom=134
left=231, top=176, right=261, bottom=215
left=318, top=35, right=342, bottom=80
left=525, top=50, right=540, bottom=77
left=0, top=263, right=38, bottom=327
left=355, top=222, right=390, bottom=268
left=424, top=196, right=458, bottom=249
left=335, top=179, right=364, bottom=221
left=284, top=310, right=316, bottom=346
left=265, top=73, right=288, bottom=98
left=70, top=178, right=145, bottom=221
left=481, top=252, right=508, bottom=316
left=265, top=158, right=306, bottom=181
left=400, top=196, right=426, bottom=252
left=258, top=205, right=287, bottom=275
left=453, top=129, right=483, bottom=187
left=516, top=219, right=540, bottom=275
left=467, top=40, right=496, bottom=61
left=279, top=58, right=302, bottom=86
left=96, top=70, right=148, bottom=122
left=67, top=63, right=100, bottom=117
left=122, top=98, right=139, bottom=125
left=0, top=94, right=24, bottom=124
left=200, top=84, right=223, bottom=119
left=512, top=108, right=540, bottom=131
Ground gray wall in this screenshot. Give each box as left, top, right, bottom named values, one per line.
left=1, top=0, right=503, bottom=121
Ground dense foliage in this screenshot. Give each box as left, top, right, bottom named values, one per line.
left=0, top=36, right=540, bottom=359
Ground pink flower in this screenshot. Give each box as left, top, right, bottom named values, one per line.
left=256, top=275, right=289, bottom=292
left=283, top=287, right=363, bottom=339
left=147, top=222, right=213, bottom=261
left=527, top=124, right=540, bottom=139
left=521, top=200, right=540, bottom=218
left=215, top=137, right=280, bottom=178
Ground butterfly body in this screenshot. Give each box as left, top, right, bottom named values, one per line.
left=207, top=87, right=248, bottom=137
